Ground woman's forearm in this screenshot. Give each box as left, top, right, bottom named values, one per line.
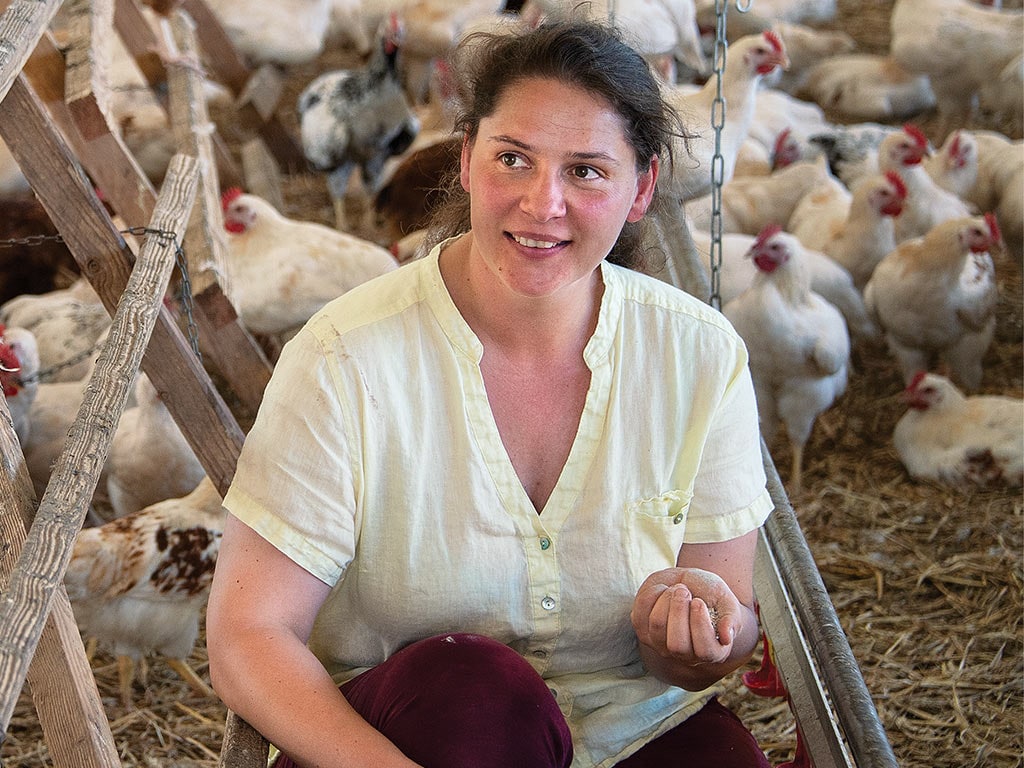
left=207, top=625, right=420, bottom=768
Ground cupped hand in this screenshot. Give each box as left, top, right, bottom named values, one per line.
left=630, top=567, right=742, bottom=666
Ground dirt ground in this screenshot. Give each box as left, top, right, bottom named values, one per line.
left=2, top=0, right=1021, bottom=766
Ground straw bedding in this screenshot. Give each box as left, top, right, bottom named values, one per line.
left=2, top=0, right=1021, bottom=765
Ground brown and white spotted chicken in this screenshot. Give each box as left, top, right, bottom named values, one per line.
left=64, top=477, right=224, bottom=707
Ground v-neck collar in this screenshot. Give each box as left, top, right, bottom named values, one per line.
left=425, top=245, right=621, bottom=528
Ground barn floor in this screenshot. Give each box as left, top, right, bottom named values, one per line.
left=2, top=0, right=1022, bottom=766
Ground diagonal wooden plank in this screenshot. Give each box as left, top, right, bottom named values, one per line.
left=22, top=28, right=271, bottom=415
left=0, top=71, right=244, bottom=495
left=0, top=0, right=62, bottom=103
left=111, top=0, right=243, bottom=188
left=0, top=397, right=120, bottom=768
left=167, top=9, right=273, bottom=412
left=0, top=150, right=200, bottom=733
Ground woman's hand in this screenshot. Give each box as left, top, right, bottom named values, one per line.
left=631, top=567, right=742, bottom=668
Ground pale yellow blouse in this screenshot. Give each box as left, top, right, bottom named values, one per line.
left=225, top=242, right=773, bottom=767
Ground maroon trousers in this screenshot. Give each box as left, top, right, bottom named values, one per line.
left=275, top=633, right=769, bottom=768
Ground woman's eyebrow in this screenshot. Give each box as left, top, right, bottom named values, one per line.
left=486, top=134, right=620, bottom=165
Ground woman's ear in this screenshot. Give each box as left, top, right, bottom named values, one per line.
left=626, top=155, right=659, bottom=223
left=460, top=133, right=473, bottom=193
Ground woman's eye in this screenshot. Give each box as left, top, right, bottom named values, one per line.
left=572, top=165, right=600, bottom=180
left=500, top=153, right=523, bottom=168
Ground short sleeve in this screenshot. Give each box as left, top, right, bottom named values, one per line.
left=684, top=335, right=773, bottom=542
left=223, top=322, right=360, bottom=585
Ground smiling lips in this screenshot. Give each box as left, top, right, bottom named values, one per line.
left=511, top=233, right=566, bottom=249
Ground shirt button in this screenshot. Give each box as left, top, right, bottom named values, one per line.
left=541, top=596, right=556, bottom=610
left=673, top=512, right=684, bottom=524
left=533, top=649, right=548, bottom=658
left=540, top=537, right=551, bottom=550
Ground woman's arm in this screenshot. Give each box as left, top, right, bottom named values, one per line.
left=630, top=530, right=760, bottom=692
left=207, top=514, right=422, bottom=768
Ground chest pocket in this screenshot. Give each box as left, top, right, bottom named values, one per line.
left=624, top=490, right=693, bottom=589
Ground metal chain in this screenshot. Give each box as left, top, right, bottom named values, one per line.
left=708, top=0, right=729, bottom=312
left=0, top=227, right=203, bottom=365
left=708, top=0, right=753, bottom=311
left=122, top=227, right=203, bottom=363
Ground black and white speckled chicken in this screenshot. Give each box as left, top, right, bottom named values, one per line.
left=64, top=476, right=224, bottom=707
left=297, top=12, right=420, bottom=233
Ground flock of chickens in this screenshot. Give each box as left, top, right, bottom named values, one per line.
left=0, top=0, right=1021, bottom=714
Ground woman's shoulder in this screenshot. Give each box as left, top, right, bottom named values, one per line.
left=309, top=251, right=438, bottom=338
left=603, top=262, right=739, bottom=338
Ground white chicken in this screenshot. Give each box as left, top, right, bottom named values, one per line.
left=723, top=224, right=850, bottom=493
left=394, top=0, right=505, bottom=104
left=203, top=0, right=332, bottom=67
left=798, top=53, right=935, bottom=123
left=0, top=278, right=110, bottom=384
left=297, top=13, right=420, bottom=233
left=221, top=189, right=399, bottom=340
left=893, top=371, right=1023, bottom=487
left=978, top=53, right=1023, bottom=140
left=685, top=154, right=834, bottom=236
left=864, top=214, right=1001, bottom=390
left=790, top=171, right=907, bottom=290
left=890, top=0, right=1022, bottom=140
left=693, top=225, right=877, bottom=341
left=662, top=30, right=789, bottom=201
left=922, top=130, right=980, bottom=203
left=0, top=324, right=40, bottom=445
left=20, top=351, right=105, bottom=506
left=524, top=0, right=707, bottom=82
left=878, top=124, right=974, bottom=243
left=105, top=374, right=206, bottom=522
left=64, top=476, right=224, bottom=707
left=967, top=131, right=1024, bottom=253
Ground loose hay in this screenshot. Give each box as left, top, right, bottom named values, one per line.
left=3, top=0, right=1022, bottom=766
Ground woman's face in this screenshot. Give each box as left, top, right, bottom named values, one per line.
left=459, top=77, right=658, bottom=301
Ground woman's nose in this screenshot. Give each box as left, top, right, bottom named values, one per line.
left=520, top=170, right=566, bottom=221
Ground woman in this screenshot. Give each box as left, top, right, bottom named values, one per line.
left=207, top=20, right=773, bottom=768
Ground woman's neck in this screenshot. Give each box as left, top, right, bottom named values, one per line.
left=439, top=234, right=604, bottom=360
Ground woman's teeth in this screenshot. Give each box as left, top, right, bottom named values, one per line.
left=513, top=235, right=560, bottom=249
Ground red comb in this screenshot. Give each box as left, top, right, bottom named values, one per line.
left=754, top=223, right=783, bottom=249
left=885, top=170, right=907, bottom=200
left=902, top=123, right=928, bottom=149
left=221, top=187, right=243, bottom=211
left=949, top=132, right=961, bottom=156
left=764, top=29, right=783, bottom=54
left=984, top=212, right=1001, bottom=243
left=907, top=370, right=928, bottom=391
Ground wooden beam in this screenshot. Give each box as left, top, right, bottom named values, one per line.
left=0, top=151, right=200, bottom=733
left=175, top=0, right=306, bottom=171
left=0, top=72, right=245, bottom=493
left=0, top=0, right=63, bottom=104
left=111, top=0, right=243, bottom=188
left=167, top=9, right=272, bottom=412
left=0, top=401, right=120, bottom=768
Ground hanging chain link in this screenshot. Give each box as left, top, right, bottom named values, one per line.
left=708, top=0, right=729, bottom=312
left=0, top=226, right=203, bottom=381
left=708, top=0, right=753, bottom=311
